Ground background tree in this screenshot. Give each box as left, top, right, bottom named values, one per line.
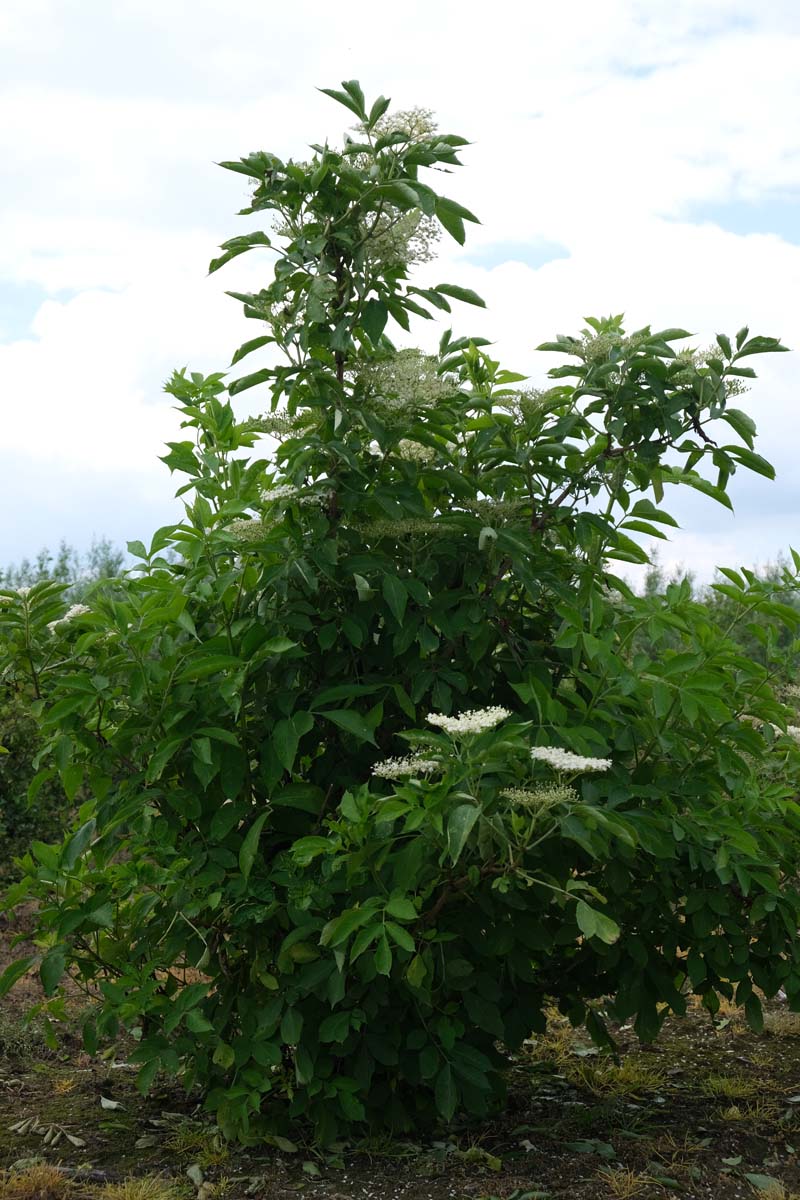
left=0, top=537, right=123, bottom=871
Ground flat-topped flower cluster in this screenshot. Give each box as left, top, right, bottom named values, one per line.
left=427, top=707, right=511, bottom=736
left=372, top=754, right=440, bottom=780
left=47, top=604, right=90, bottom=634
left=530, top=746, right=612, bottom=773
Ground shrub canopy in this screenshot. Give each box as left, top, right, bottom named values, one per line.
left=2, top=80, right=800, bottom=1144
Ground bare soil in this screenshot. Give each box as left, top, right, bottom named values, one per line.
left=2, top=908, right=800, bottom=1200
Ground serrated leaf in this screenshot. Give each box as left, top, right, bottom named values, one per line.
left=40, top=951, right=66, bottom=998
left=447, top=803, right=479, bottom=864
left=230, top=335, right=274, bottom=366
left=385, top=896, right=417, bottom=921
left=575, top=900, right=620, bottom=945
left=239, top=810, right=269, bottom=880
left=62, top=818, right=96, bottom=869
left=382, top=574, right=408, bottom=625
left=433, top=283, right=486, bottom=308
left=0, top=957, right=36, bottom=999
left=320, top=709, right=377, bottom=745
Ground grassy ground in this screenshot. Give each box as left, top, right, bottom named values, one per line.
left=2, top=914, right=800, bottom=1200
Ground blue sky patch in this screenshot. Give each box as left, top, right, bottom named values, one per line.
left=0, top=281, right=81, bottom=343
left=680, top=192, right=800, bottom=244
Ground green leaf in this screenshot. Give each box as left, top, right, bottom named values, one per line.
left=62, top=819, right=96, bottom=869
left=0, top=957, right=36, bottom=999
left=447, top=804, right=480, bottom=864
left=367, top=94, right=391, bottom=127
left=575, top=900, right=620, bottom=945
left=745, top=994, right=764, bottom=1033
left=209, top=230, right=272, bottom=274
left=320, top=709, right=377, bottom=745
left=210, top=802, right=242, bottom=841
left=734, top=334, right=790, bottom=359
left=321, top=907, right=374, bottom=948
left=178, top=654, right=242, bottom=681
left=341, top=78, right=366, bottom=116
left=280, top=1008, right=303, bottom=1045
left=745, top=1176, right=783, bottom=1193
left=382, top=574, right=408, bottom=625
left=273, top=718, right=300, bottom=773
left=229, top=368, right=274, bottom=396
left=212, top=1042, right=235, bottom=1069
left=145, top=737, right=185, bottom=783
left=361, top=299, right=388, bottom=343
left=386, top=922, right=415, bottom=952
left=724, top=445, right=775, bottom=479
left=435, top=1063, right=458, bottom=1120
left=136, top=1060, right=159, bottom=1095
left=319, top=1011, right=351, bottom=1043
left=433, top=283, right=486, bottom=308
left=27, top=768, right=55, bottom=806
left=261, top=636, right=298, bottom=655
left=374, top=933, right=393, bottom=976
left=406, top=954, right=427, bottom=989
left=318, top=86, right=366, bottom=119
left=353, top=573, right=374, bottom=601
left=40, top=951, right=66, bottom=997
left=231, top=335, right=274, bottom=366
left=291, top=836, right=334, bottom=867
left=239, top=811, right=269, bottom=881
left=385, top=897, right=417, bottom=921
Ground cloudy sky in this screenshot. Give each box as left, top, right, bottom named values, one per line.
left=1, top=0, right=799, bottom=581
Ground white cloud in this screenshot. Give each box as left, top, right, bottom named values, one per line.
left=1, top=0, right=800, bottom=579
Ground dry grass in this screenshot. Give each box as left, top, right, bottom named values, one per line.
left=595, top=1166, right=656, bottom=1198
left=0, top=1165, right=72, bottom=1200
left=99, top=1179, right=188, bottom=1200
left=749, top=1181, right=800, bottom=1200
left=719, top=1098, right=782, bottom=1123
left=570, top=1056, right=666, bottom=1097
left=763, top=1010, right=800, bottom=1037
left=701, top=1073, right=762, bottom=1099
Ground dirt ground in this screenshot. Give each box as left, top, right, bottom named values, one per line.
left=2, top=907, right=800, bottom=1200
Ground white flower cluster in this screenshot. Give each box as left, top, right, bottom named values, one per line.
left=250, top=411, right=300, bottom=437
left=228, top=518, right=268, bottom=543
left=741, top=716, right=800, bottom=741
left=371, top=106, right=439, bottom=143
left=502, top=388, right=553, bottom=423
left=359, top=350, right=453, bottom=418
left=672, top=346, right=749, bottom=397
left=530, top=746, right=612, bottom=773
left=427, top=707, right=511, bottom=736
left=372, top=754, right=439, bottom=779
left=501, top=784, right=578, bottom=811
left=47, top=604, right=90, bottom=634
left=579, top=331, right=624, bottom=364
left=468, top=497, right=527, bottom=520
left=16, top=586, right=31, bottom=597
left=260, top=484, right=300, bottom=503
left=397, top=439, right=436, bottom=464
left=298, top=493, right=326, bottom=509
left=366, top=209, right=440, bottom=268
left=355, top=517, right=452, bottom=539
